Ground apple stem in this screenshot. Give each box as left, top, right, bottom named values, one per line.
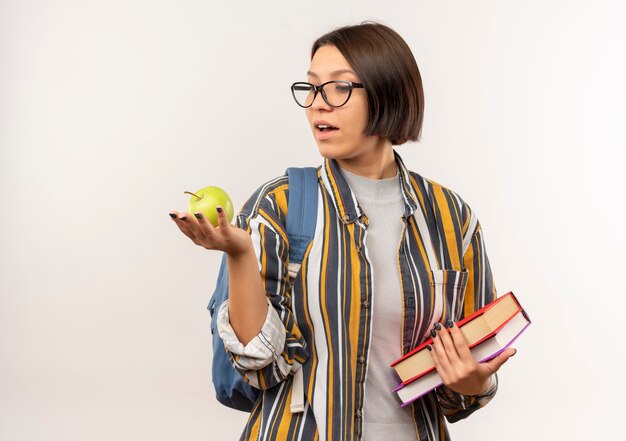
left=184, top=191, right=201, bottom=199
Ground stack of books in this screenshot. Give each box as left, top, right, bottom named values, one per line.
left=390, top=292, right=530, bottom=407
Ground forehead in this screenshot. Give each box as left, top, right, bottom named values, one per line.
left=308, top=45, right=356, bottom=78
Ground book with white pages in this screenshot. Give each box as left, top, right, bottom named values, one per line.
left=394, top=308, right=531, bottom=407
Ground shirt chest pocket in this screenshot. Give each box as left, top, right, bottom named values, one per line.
left=430, top=269, right=469, bottom=324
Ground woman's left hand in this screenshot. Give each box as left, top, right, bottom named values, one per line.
left=429, top=321, right=516, bottom=396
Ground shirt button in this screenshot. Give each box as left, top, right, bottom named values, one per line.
left=358, top=356, right=366, bottom=364
left=343, top=214, right=351, bottom=222
left=356, top=245, right=362, bottom=253
left=362, top=301, right=369, bottom=309
left=355, top=410, right=362, bottom=418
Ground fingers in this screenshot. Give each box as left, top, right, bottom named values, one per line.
left=191, top=210, right=217, bottom=246
left=170, top=207, right=232, bottom=249
left=169, top=210, right=199, bottom=242
left=429, top=323, right=454, bottom=382
left=214, top=206, right=231, bottom=231
left=437, top=321, right=462, bottom=363
left=193, top=209, right=216, bottom=230
left=430, top=320, right=478, bottom=388
left=171, top=210, right=214, bottom=246
left=482, top=347, right=516, bottom=374
left=447, top=321, right=473, bottom=361
left=430, top=318, right=517, bottom=395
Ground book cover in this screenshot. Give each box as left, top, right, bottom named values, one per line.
left=391, top=292, right=522, bottom=383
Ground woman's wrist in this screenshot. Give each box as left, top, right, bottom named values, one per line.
left=471, top=375, right=495, bottom=397
left=226, top=234, right=254, bottom=258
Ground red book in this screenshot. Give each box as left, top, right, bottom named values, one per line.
left=393, top=306, right=531, bottom=406
left=390, top=292, right=523, bottom=383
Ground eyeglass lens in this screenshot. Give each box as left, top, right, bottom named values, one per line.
left=292, top=81, right=353, bottom=107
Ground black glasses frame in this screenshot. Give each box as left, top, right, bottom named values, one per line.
left=290, top=80, right=365, bottom=108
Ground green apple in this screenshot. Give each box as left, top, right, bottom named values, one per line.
left=184, top=186, right=234, bottom=227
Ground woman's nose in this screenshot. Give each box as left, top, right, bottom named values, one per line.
left=310, top=90, right=333, bottom=111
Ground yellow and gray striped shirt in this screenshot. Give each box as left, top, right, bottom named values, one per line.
left=216, top=150, right=498, bottom=440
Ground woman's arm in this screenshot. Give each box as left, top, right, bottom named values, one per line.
left=170, top=206, right=269, bottom=344
left=220, top=191, right=309, bottom=389
left=433, top=218, right=513, bottom=422
left=226, top=245, right=269, bottom=345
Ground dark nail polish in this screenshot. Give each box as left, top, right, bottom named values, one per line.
left=511, top=349, right=517, bottom=357
left=216, top=206, right=223, bottom=213
left=169, top=213, right=177, bottom=219
left=180, top=216, right=187, bottom=221
left=194, top=212, right=203, bottom=219
left=430, top=329, right=437, bottom=338
left=446, top=320, right=454, bottom=329
left=426, top=344, right=432, bottom=351
left=434, top=323, right=441, bottom=331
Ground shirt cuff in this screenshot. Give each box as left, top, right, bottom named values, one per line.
left=471, top=374, right=498, bottom=403
left=435, top=373, right=499, bottom=422
left=216, top=297, right=286, bottom=371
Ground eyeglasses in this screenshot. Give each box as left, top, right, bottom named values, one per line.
left=291, top=81, right=364, bottom=108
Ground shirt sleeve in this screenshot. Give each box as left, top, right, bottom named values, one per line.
left=435, top=219, right=500, bottom=422
left=217, top=297, right=287, bottom=370
left=216, top=188, right=309, bottom=390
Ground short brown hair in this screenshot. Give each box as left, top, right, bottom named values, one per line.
left=312, top=22, right=424, bottom=145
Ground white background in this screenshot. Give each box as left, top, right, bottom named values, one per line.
left=2, top=1, right=625, bottom=439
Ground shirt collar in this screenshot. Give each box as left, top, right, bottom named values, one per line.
left=320, top=150, right=419, bottom=224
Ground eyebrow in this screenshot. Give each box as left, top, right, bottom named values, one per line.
left=307, top=69, right=357, bottom=77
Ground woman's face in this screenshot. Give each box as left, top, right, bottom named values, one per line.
left=305, top=45, right=387, bottom=165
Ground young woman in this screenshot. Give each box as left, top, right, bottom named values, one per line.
left=170, top=22, right=515, bottom=441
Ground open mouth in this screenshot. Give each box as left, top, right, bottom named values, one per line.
left=316, top=124, right=339, bottom=132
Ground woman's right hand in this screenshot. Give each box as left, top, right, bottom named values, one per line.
left=169, top=206, right=252, bottom=256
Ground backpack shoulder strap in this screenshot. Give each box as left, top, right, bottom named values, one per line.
left=284, top=166, right=318, bottom=414
left=285, top=167, right=318, bottom=265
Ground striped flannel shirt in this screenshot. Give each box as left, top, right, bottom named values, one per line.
left=216, top=150, right=498, bottom=440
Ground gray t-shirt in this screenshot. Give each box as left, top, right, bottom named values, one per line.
left=341, top=167, right=417, bottom=440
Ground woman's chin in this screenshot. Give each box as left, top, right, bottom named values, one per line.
left=316, top=143, right=344, bottom=160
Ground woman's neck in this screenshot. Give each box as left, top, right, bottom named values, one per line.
left=336, top=143, right=397, bottom=180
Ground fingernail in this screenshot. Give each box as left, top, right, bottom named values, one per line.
left=194, top=212, right=203, bottom=219
left=180, top=216, right=187, bottom=221
left=169, top=213, right=177, bottom=219
left=216, top=206, right=223, bottom=213
left=511, top=349, right=517, bottom=357
left=426, top=344, right=432, bottom=351
left=430, top=329, right=437, bottom=338
left=434, top=323, right=441, bottom=331
left=446, top=320, right=454, bottom=329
